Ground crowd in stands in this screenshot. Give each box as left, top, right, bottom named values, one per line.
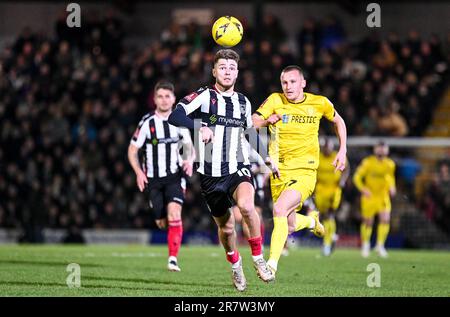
left=0, top=9, right=449, bottom=240
left=422, top=160, right=450, bottom=234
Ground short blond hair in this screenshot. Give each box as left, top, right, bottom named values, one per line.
left=281, top=65, right=304, bottom=77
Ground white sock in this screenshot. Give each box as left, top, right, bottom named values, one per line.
left=252, top=254, right=263, bottom=262
left=309, top=217, right=316, bottom=229
left=231, top=259, right=241, bottom=269
left=228, top=251, right=242, bottom=269
left=267, top=259, right=278, bottom=271
left=168, top=256, right=177, bottom=263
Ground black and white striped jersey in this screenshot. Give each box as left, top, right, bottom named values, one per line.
left=177, top=86, right=253, bottom=177
left=130, top=113, right=192, bottom=179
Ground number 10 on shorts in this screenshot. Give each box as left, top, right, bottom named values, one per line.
left=237, top=168, right=251, bottom=177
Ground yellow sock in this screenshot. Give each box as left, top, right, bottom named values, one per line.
left=269, top=217, right=289, bottom=263
left=376, top=223, right=390, bottom=246
left=294, top=213, right=312, bottom=232
left=360, top=224, right=372, bottom=244
left=323, top=218, right=336, bottom=247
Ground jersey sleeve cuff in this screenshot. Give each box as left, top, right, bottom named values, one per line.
left=255, top=111, right=267, bottom=119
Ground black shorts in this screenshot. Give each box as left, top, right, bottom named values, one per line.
left=145, top=173, right=184, bottom=220
left=200, top=167, right=254, bottom=218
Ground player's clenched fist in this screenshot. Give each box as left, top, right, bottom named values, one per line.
left=267, top=114, right=282, bottom=125
left=200, top=126, right=214, bottom=144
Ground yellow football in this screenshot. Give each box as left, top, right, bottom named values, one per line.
left=211, top=16, right=243, bottom=47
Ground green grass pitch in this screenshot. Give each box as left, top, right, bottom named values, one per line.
left=0, top=245, right=448, bottom=296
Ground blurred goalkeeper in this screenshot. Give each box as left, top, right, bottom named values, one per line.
left=353, top=141, right=396, bottom=258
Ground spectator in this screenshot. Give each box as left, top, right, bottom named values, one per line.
left=373, top=41, right=397, bottom=69
left=377, top=101, right=409, bottom=137
left=423, top=162, right=450, bottom=233
left=397, top=151, right=422, bottom=202
left=320, top=15, right=346, bottom=50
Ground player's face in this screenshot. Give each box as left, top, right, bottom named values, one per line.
left=280, top=70, right=306, bottom=102
left=213, top=59, right=238, bottom=91
left=154, top=88, right=176, bottom=113
left=374, top=144, right=389, bottom=158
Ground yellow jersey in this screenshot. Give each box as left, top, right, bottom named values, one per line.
left=317, top=151, right=344, bottom=188
left=256, top=92, right=335, bottom=170
left=353, top=155, right=396, bottom=196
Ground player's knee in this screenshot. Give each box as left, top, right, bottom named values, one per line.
left=167, top=210, right=181, bottom=222
left=379, top=214, right=390, bottom=224
left=236, top=200, right=254, bottom=218
left=273, top=203, right=288, bottom=217
left=220, top=222, right=235, bottom=237
left=363, top=218, right=373, bottom=226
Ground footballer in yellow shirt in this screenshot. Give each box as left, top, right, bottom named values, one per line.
left=353, top=141, right=396, bottom=258
left=252, top=65, right=348, bottom=276
left=315, top=138, right=350, bottom=256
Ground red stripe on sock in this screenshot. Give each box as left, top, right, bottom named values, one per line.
left=226, top=250, right=240, bottom=264
left=168, top=221, right=183, bottom=257
left=248, top=236, right=263, bottom=256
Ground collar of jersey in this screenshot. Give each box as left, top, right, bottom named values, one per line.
left=288, top=93, right=307, bottom=104
left=154, top=111, right=170, bottom=120
left=213, top=84, right=235, bottom=97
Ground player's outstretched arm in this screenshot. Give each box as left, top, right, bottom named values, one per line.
left=331, top=111, right=348, bottom=172
left=168, top=107, right=195, bottom=129
left=169, top=87, right=209, bottom=129
left=252, top=113, right=281, bottom=129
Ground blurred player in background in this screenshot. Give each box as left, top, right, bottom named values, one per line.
left=353, top=141, right=396, bottom=258
left=252, top=65, right=348, bottom=277
left=169, top=49, right=274, bottom=291
left=315, top=137, right=350, bottom=256
left=128, top=81, right=195, bottom=272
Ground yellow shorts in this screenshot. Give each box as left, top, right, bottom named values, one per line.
left=270, top=168, right=317, bottom=211
left=361, top=195, right=391, bottom=218
left=314, top=186, right=342, bottom=213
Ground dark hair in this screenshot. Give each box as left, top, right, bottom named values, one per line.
left=214, top=49, right=240, bottom=65
left=376, top=140, right=387, bottom=147
left=281, top=65, right=304, bottom=77
left=154, top=81, right=175, bottom=93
